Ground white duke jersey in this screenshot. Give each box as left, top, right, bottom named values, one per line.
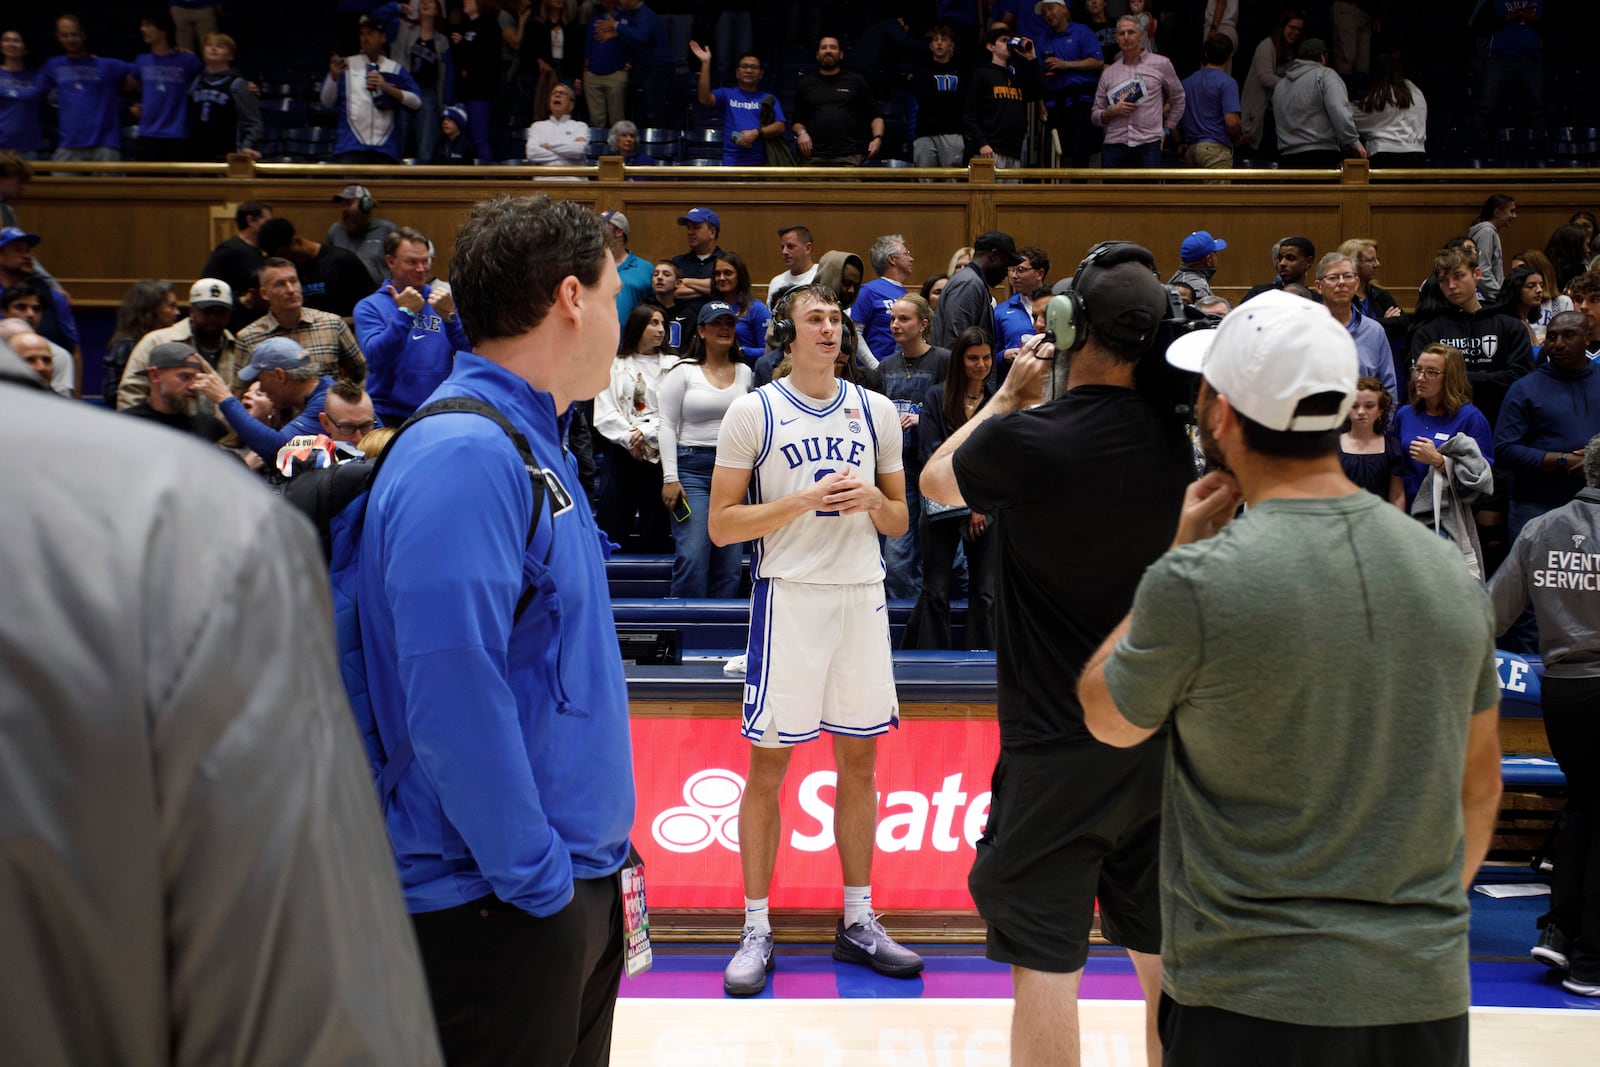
left=715, top=377, right=903, bottom=584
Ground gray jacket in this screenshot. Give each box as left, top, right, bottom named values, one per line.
left=1169, top=264, right=1217, bottom=301
left=1272, top=59, right=1361, bottom=154
left=0, top=351, right=442, bottom=1066
left=1490, top=487, right=1600, bottom=678
left=931, top=261, right=996, bottom=350
left=1410, top=431, right=1494, bottom=579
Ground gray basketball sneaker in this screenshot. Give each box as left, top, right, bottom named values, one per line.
left=832, top=915, right=925, bottom=978
left=723, top=925, right=775, bottom=996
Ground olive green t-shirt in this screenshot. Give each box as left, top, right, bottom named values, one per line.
left=1104, top=491, right=1499, bottom=1027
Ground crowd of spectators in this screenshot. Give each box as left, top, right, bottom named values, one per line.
left=0, top=3, right=1587, bottom=170
left=7, top=131, right=1600, bottom=659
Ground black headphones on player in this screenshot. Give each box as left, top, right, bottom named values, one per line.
left=769, top=287, right=797, bottom=350
left=1043, top=241, right=1163, bottom=354
left=767, top=283, right=859, bottom=357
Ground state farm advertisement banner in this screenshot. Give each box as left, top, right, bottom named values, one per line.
left=631, top=717, right=1000, bottom=910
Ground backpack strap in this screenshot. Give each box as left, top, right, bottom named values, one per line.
left=376, top=396, right=551, bottom=554
left=368, top=395, right=553, bottom=804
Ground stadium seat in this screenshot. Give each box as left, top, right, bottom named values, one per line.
left=642, top=127, right=680, bottom=163
left=679, top=127, right=723, bottom=161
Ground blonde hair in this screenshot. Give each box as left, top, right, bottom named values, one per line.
left=1410, top=343, right=1473, bottom=416
left=358, top=427, right=398, bottom=458
left=947, top=246, right=974, bottom=276
left=893, top=293, right=933, bottom=342
left=202, top=32, right=236, bottom=55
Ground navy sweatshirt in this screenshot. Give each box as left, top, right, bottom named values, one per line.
left=1495, top=362, right=1600, bottom=513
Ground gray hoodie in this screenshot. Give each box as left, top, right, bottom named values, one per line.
left=1271, top=59, right=1360, bottom=155
left=1491, top=486, right=1600, bottom=678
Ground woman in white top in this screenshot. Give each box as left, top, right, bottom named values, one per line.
left=1355, top=51, right=1427, bottom=168
left=659, top=300, right=753, bottom=598
left=594, top=303, right=673, bottom=552
left=1241, top=9, right=1303, bottom=151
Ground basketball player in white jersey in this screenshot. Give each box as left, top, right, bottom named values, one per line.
left=708, top=284, right=924, bottom=996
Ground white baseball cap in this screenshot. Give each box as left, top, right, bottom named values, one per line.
left=1166, top=289, right=1358, bottom=432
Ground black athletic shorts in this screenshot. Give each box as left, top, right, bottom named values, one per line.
left=967, top=734, right=1166, bottom=972
left=1159, top=994, right=1469, bottom=1067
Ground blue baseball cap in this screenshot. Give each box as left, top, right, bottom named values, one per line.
left=677, top=207, right=721, bottom=229
left=698, top=300, right=737, bottom=325
left=1181, top=230, right=1227, bottom=262
left=238, top=336, right=311, bottom=382
left=0, top=226, right=41, bottom=248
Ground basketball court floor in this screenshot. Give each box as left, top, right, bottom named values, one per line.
left=612, top=890, right=1600, bottom=1065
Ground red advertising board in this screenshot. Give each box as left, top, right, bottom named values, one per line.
left=630, top=716, right=1000, bottom=910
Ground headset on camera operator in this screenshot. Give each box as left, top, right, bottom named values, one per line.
left=920, top=241, right=1198, bottom=1067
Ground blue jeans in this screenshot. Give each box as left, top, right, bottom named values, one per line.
left=883, top=458, right=922, bottom=599
left=672, top=447, right=742, bottom=598
left=1100, top=139, right=1163, bottom=170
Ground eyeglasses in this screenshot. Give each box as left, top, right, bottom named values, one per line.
left=328, top=417, right=377, bottom=434
left=1008, top=263, right=1036, bottom=273
left=891, top=248, right=912, bottom=259
left=1320, top=273, right=1357, bottom=284
left=736, top=63, right=762, bottom=71
left=1415, top=368, right=1443, bottom=379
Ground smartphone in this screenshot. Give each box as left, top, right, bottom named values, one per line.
left=671, top=495, right=692, bottom=523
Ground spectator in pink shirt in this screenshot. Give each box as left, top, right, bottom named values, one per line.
left=1091, top=16, right=1184, bottom=170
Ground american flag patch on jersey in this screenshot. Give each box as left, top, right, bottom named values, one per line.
left=844, top=407, right=861, bottom=420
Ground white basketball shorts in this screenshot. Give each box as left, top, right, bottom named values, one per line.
left=740, top=577, right=899, bottom=747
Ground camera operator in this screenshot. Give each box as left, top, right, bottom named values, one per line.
left=964, top=26, right=1047, bottom=169
left=921, top=243, right=1193, bottom=1067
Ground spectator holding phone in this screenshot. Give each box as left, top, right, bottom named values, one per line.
left=658, top=300, right=752, bottom=597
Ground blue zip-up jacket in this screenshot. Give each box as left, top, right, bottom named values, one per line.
left=1495, top=361, right=1600, bottom=512
left=355, top=354, right=634, bottom=917
left=354, top=280, right=471, bottom=423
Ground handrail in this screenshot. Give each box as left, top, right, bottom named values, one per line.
left=31, top=157, right=1600, bottom=184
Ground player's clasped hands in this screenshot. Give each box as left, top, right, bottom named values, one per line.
left=812, top=470, right=880, bottom=515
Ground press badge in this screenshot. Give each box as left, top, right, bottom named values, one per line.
left=621, top=846, right=652, bottom=978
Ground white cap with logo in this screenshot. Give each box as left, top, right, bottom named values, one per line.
left=1166, top=289, right=1358, bottom=432
left=188, top=278, right=234, bottom=309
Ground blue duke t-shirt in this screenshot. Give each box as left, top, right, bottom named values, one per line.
left=713, top=86, right=782, bottom=165
left=38, top=55, right=136, bottom=149
left=136, top=50, right=204, bottom=139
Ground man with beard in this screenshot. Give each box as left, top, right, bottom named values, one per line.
left=931, top=230, right=1022, bottom=350
left=120, top=342, right=228, bottom=442
left=1081, top=289, right=1501, bottom=1066
left=790, top=35, right=883, bottom=166
left=116, top=278, right=247, bottom=411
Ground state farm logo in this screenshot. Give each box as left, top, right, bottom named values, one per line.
left=651, top=769, right=745, bottom=853
left=648, top=768, right=991, bottom=855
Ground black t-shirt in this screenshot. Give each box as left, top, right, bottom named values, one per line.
left=952, top=385, right=1192, bottom=748
left=454, top=15, right=502, bottom=102
left=300, top=244, right=374, bottom=319
left=911, top=57, right=967, bottom=138
left=792, top=70, right=879, bottom=158
left=122, top=402, right=230, bottom=442
left=201, top=235, right=265, bottom=334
